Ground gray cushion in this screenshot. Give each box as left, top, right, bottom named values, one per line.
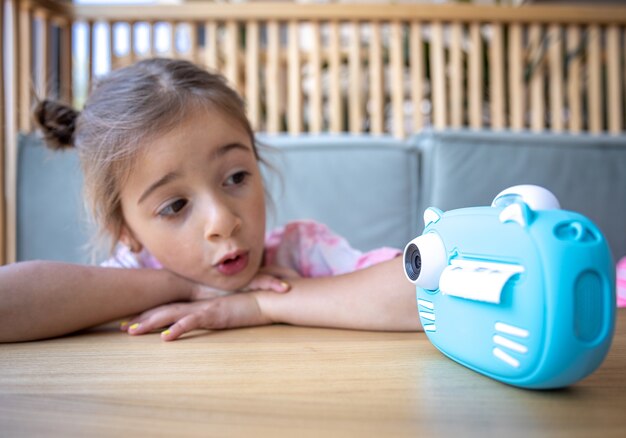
left=258, top=134, right=421, bottom=252
left=17, top=133, right=95, bottom=264
left=414, top=130, right=626, bottom=259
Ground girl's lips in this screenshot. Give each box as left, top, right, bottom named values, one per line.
left=216, top=251, right=249, bottom=276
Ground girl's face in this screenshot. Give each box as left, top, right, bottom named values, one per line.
left=119, top=107, right=266, bottom=291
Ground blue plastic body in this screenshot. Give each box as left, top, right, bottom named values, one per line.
left=414, top=204, right=616, bottom=389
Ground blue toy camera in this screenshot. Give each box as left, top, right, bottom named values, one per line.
left=403, top=185, right=615, bottom=389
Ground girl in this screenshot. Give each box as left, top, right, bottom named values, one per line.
left=0, top=58, right=420, bottom=342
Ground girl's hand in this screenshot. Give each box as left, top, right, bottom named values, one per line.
left=124, top=292, right=271, bottom=341
left=189, top=265, right=301, bottom=300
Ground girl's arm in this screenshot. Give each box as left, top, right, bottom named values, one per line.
left=257, top=257, right=421, bottom=332
left=128, top=257, right=421, bottom=341
left=0, top=260, right=196, bottom=342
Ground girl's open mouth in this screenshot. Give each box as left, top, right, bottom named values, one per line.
left=216, top=252, right=249, bottom=276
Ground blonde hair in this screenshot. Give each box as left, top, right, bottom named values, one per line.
left=34, top=58, right=259, bottom=253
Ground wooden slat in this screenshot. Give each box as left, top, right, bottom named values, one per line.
left=431, top=21, right=446, bottom=129
left=0, top=0, right=5, bottom=265
left=146, top=22, right=154, bottom=59
left=204, top=21, right=217, bottom=70
left=86, top=20, right=93, bottom=89
left=245, top=21, right=260, bottom=130
left=328, top=20, right=342, bottom=133
left=606, top=25, right=622, bottom=134
left=266, top=20, right=280, bottom=133
left=567, top=25, right=582, bottom=133
left=109, top=21, right=116, bottom=71
left=225, top=21, right=239, bottom=92
left=287, top=20, right=301, bottom=135
left=309, top=22, right=322, bottom=134
left=169, top=22, right=177, bottom=59
left=548, top=24, right=563, bottom=132
left=60, top=18, right=72, bottom=104
left=509, top=23, right=524, bottom=130
left=409, top=21, right=424, bottom=132
left=188, top=22, right=197, bottom=63
left=35, top=9, right=50, bottom=99
left=19, top=3, right=33, bottom=132
left=128, top=21, right=136, bottom=65
left=489, top=23, right=505, bottom=130
left=529, top=23, right=544, bottom=132
left=348, top=21, right=362, bottom=134
left=389, top=21, right=404, bottom=138
left=587, top=24, right=602, bottom=133
left=449, top=22, right=463, bottom=128
left=369, top=21, right=383, bottom=134
left=468, top=22, right=482, bottom=129
left=71, top=3, right=626, bottom=26
left=7, top=0, right=19, bottom=263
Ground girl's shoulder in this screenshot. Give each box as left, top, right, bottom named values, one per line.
left=264, top=220, right=400, bottom=277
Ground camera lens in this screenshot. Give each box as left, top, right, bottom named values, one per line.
left=404, top=243, right=422, bottom=281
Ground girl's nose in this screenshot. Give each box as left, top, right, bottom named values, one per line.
left=204, top=202, right=242, bottom=241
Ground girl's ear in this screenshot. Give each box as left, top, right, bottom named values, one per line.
left=119, top=225, right=143, bottom=253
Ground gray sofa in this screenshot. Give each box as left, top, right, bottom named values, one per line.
left=16, top=130, right=626, bottom=264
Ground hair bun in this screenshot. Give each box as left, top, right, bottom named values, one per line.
left=33, top=99, right=79, bottom=150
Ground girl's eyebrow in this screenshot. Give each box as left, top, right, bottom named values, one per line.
left=212, top=142, right=253, bottom=159
left=138, top=171, right=180, bottom=205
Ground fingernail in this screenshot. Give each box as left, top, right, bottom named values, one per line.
left=120, top=321, right=129, bottom=329
left=129, top=323, right=140, bottom=330
left=161, top=329, right=171, bottom=336
left=280, top=281, right=291, bottom=291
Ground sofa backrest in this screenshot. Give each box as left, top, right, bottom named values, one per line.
left=415, top=130, right=626, bottom=260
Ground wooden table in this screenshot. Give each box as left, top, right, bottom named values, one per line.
left=1, top=309, right=625, bottom=437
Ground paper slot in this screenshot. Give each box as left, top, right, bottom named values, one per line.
left=439, top=260, right=524, bottom=304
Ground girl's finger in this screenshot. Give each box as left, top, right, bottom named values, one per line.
left=258, top=265, right=301, bottom=280
left=127, top=304, right=191, bottom=335
left=160, top=313, right=203, bottom=341
left=244, top=274, right=290, bottom=293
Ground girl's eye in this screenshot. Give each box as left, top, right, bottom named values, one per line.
left=158, top=199, right=187, bottom=217
left=225, top=171, right=250, bottom=186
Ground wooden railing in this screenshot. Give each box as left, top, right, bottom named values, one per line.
left=2, top=1, right=626, bottom=264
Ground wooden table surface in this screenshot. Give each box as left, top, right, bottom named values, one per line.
left=1, top=309, right=625, bottom=437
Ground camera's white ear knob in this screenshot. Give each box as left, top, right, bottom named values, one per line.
left=403, top=232, right=447, bottom=290
left=492, top=185, right=560, bottom=211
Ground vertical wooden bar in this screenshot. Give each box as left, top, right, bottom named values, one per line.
left=169, top=22, right=177, bottom=59
left=309, top=22, right=322, bottom=133
left=587, top=24, right=602, bottom=133
left=146, top=21, right=154, bottom=59
left=548, top=24, right=564, bottom=132
left=60, top=18, right=72, bottom=104
left=410, top=21, right=424, bottom=132
left=7, top=0, right=19, bottom=263
left=389, top=21, right=404, bottom=138
left=109, top=21, right=116, bottom=71
left=128, top=21, right=136, bottom=64
left=606, top=25, right=622, bottom=134
left=449, top=22, right=463, bottom=128
left=468, top=22, right=482, bottom=129
left=0, top=0, right=5, bottom=264
left=489, top=23, right=505, bottom=130
left=188, top=22, right=197, bottom=62
left=369, top=22, right=384, bottom=134
left=328, top=20, right=342, bottom=133
left=266, top=20, right=280, bottom=133
left=19, top=3, right=32, bottom=132
left=245, top=20, right=260, bottom=130
left=529, top=24, right=544, bottom=132
left=35, top=10, right=49, bottom=98
left=85, top=20, right=93, bottom=89
left=287, top=20, right=301, bottom=135
left=567, top=25, right=582, bottom=133
left=348, top=21, right=363, bottom=134
left=431, top=22, right=446, bottom=129
left=225, top=21, right=239, bottom=91
left=509, top=23, right=524, bottom=131
left=205, top=21, right=217, bottom=70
